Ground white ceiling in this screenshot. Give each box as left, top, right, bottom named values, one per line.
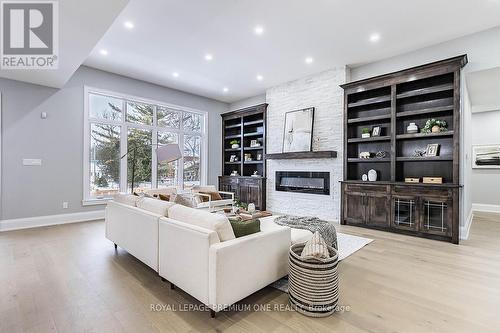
left=0, top=0, right=128, bottom=88
left=467, top=66, right=500, bottom=112
left=84, top=0, right=500, bottom=103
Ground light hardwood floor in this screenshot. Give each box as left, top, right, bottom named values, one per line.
left=1, top=213, right=499, bottom=333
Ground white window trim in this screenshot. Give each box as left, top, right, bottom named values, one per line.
left=82, top=86, right=208, bottom=205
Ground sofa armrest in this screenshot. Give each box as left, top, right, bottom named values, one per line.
left=158, top=218, right=220, bottom=305
left=105, top=201, right=161, bottom=271
left=208, top=226, right=291, bottom=311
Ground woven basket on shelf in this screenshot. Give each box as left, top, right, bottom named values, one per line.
left=288, top=242, right=339, bottom=317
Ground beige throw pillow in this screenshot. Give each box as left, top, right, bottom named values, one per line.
left=113, top=193, right=140, bottom=207
left=301, top=231, right=330, bottom=260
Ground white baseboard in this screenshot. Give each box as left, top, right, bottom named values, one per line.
left=0, top=210, right=105, bottom=232
left=460, top=210, right=474, bottom=240
left=472, top=203, right=500, bottom=214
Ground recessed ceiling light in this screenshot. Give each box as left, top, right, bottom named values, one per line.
left=204, top=54, right=213, bottom=61
left=223, top=87, right=229, bottom=93
left=254, top=25, right=264, bottom=35
left=369, top=33, right=381, bottom=43
left=305, top=57, right=314, bottom=64
left=124, top=21, right=134, bottom=29
left=99, top=49, right=108, bottom=56
left=172, top=72, right=179, bottom=78
left=256, top=74, right=263, bottom=81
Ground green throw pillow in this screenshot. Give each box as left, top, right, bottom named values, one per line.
left=229, top=219, right=261, bottom=238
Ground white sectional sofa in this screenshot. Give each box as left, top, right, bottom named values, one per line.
left=105, top=194, right=291, bottom=317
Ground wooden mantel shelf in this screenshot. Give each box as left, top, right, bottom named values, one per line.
left=266, top=151, right=338, bottom=160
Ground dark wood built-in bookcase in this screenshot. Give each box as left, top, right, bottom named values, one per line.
left=340, top=55, right=467, bottom=244
left=219, top=104, right=267, bottom=210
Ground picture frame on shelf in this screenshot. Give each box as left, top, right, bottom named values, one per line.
left=372, top=126, right=381, bottom=137
left=426, top=144, right=440, bottom=157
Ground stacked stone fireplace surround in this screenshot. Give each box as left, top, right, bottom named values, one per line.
left=265, top=68, right=347, bottom=221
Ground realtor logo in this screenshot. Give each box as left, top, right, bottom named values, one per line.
left=1, top=1, right=58, bottom=69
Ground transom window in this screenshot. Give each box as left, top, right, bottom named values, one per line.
left=83, top=87, right=207, bottom=203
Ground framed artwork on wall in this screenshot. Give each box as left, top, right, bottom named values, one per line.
left=472, top=144, right=500, bottom=168
left=282, top=107, right=314, bottom=153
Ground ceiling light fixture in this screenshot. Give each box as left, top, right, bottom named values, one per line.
left=172, top=72, right=179, bottom=78
left=223, top=87, right=229, bottom=93
left=99, top=49, right=108, bottom=56
left=254, top=25, right=264, bottom=35
left=305, top=57, right=314, bottom=64
left=369, top=33, right=381, bottom=43
left=204, top=54, right=213, bottom=61
left=256, top=74, right=263, bottom=81
left=124, top=21, right=134, bottom=29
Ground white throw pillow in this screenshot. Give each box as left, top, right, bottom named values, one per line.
left=301, top=231, right=330, bottom=260
left=113, top=193, right=140, bottom=207
left=172, top=193, right=197, bottom=208
left=167, top=204, right=235, bottom=241
left=136, top=197, right=175, bottom=216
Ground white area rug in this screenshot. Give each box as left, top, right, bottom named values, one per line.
left=270, top=232, right=373, bottom=292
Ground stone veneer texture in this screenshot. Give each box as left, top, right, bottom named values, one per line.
left=266, top=68, right=347, bottom=221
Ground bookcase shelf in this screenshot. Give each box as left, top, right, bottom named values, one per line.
left=341, top=55, right=467, bottom=244
left=221, top=104, right=267, bottom=178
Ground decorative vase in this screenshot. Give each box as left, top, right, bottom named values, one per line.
left=361, top=133, right=370, bottom=139
left=248, top=203, right=256, bottom=213
left=368, top=169, right=377, bottom=182
left=231, top=143, right=239, bottom=149
left=431, top=125, right=440, bottom=133
left=407, top=122, right=418, bottom=134
left=362, top=174, right=368, bottom=181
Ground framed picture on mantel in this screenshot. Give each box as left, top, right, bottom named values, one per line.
left=282, top=107, right=314, bottom=153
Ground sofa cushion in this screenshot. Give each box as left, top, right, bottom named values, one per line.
left=172, top=193, right=197, bottom=208
left=167, top=204, right=235, bottom=241
left=136, top=197, right=175, bottom=216
left=158, top=194, right=171, bottom=201
left=144, top=187, right=178, bottom=196
left=199, top=191, right=223, bottom=202
left=113, top=193, right=140, bottom=207
left=229, top=218, right=261, bottom=238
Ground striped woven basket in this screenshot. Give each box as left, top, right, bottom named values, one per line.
left=288, top=242, right=339, bottom=317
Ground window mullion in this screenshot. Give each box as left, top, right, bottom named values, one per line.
left=178, top=133, right=184, bottom=190
left=120, top=120, right=128, bottom=193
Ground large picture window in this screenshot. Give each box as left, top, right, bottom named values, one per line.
left=83, top=87, right=207, bottom=204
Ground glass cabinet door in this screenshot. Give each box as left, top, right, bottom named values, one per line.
left=421, top=198, right=452, bottom=236
left=393, top=197, right=418, bottom=231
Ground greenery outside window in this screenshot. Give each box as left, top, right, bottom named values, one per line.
left=83, top=87, right=207, bottom=203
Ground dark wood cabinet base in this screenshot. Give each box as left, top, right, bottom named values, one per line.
left=341, top=181, right=459, bottom=244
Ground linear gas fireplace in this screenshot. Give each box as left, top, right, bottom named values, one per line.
left=275, top=171, right=330, bottom=195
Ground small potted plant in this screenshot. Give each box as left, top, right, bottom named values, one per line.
left=230, top=139, right=240, bottom=149
left=361, top=128, right=371, bottom=139
left=421, top=119, right=447, bottom=134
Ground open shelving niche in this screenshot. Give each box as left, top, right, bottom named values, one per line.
left=345, top=71, right=458, bottom=185
left=222, top=106, right=266, bottom=177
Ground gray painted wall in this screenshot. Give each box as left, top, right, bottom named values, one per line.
left=471, top=110, right=500, bottom=207
left=0, top=66, right=228, bottom=220
left=229, top=94, right=266, bottom=111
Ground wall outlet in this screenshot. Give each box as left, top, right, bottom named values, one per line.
left=62, top=202, right=69, bottom=209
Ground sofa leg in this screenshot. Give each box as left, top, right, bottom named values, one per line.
left=114, top=243, right=117, bottom=250
left=160, top=276, right=166, bottom=282
left=210, top=309, right=216, bottom=318
left=170, top=283, right=175, bottom=290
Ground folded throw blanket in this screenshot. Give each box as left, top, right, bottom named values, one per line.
left=274, top=215, right=338, bottom=250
